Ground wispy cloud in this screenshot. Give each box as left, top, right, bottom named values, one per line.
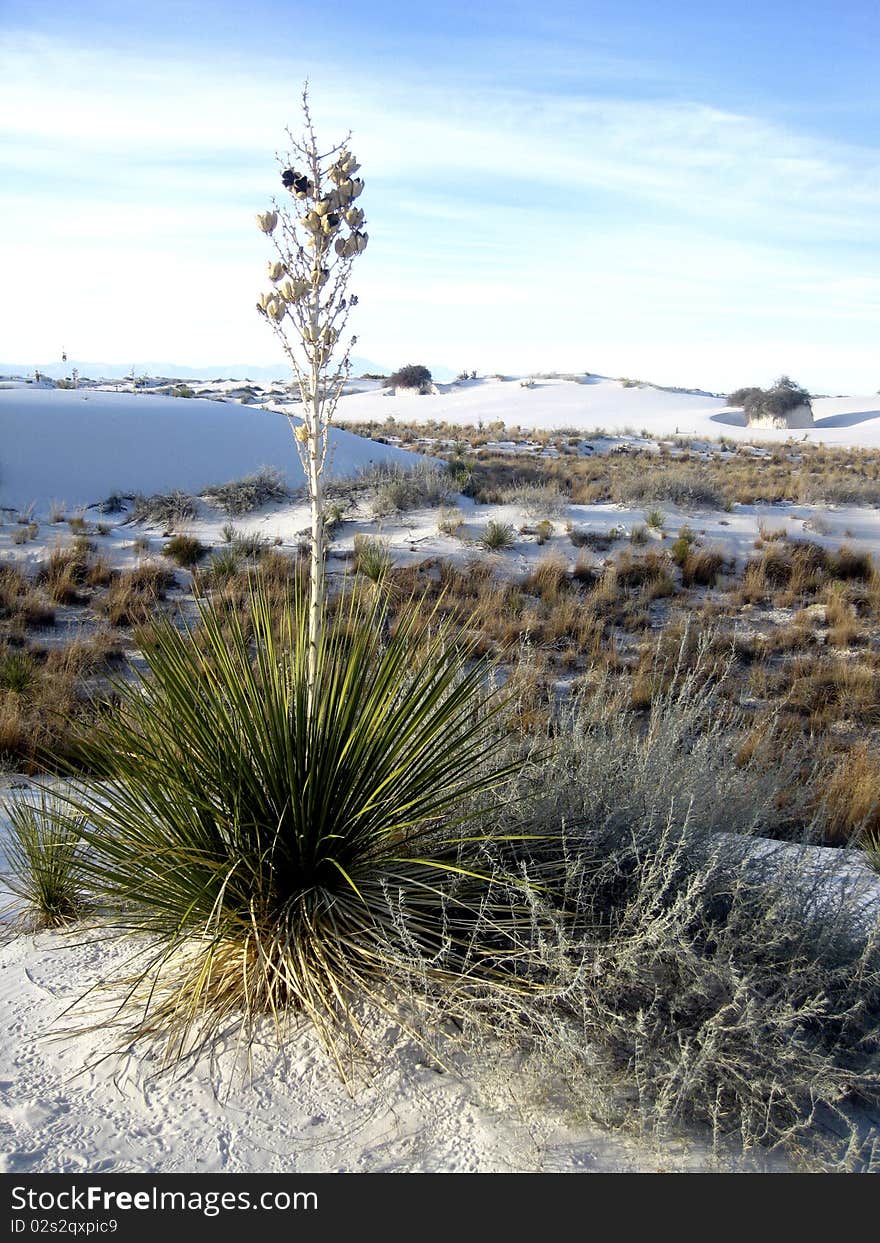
left=1, top=32, right=878, bottom=390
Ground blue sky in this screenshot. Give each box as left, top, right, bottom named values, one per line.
left=1, top=1, right=878, bottom=391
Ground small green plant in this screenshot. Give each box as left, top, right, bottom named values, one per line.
left=204, top=546, right=242, bottom=583
left=2, top=790, right=88, bottom=929
left=352, top=534, right=391, bottom=583
left=0, top=649, right=37, bottom=694
left=670, top=525, right=696, bottom=566
left=164, top=534, right=207, bottom=568
left=630, top=524, right=648, bottom=546
left=173, top=384, right=195, bottom=398
left=645, top=509, right=665, bottom=531
left=535, top=519, right=554, bottom=545
left=481, top=521, right=516, bottom=552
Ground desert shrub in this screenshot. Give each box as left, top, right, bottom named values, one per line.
left=368, top=463, right=450, bottom=518
left=173, top=384, right=195, bottom=398
left=482, top=521, right=516, bottom=551
left=645, top=509, right=665, bottom=531
left=1, top=789, right=88, bottom=928
left=201, top=467, right=292, bottom=515
left=493, top=642, right=880, bottom=1169
left=62, top=585, right=546, bottom=1073
left=389, top=363, right=432, bottom=392
left=131, top=490, right=197, bottom=529
left=164, top=535, right=207, bottom=568
left=727, top=385, right=764, bottom=408
left=743, top=376, right=811, bottom=420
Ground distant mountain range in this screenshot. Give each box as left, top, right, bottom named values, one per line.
left=0, top=357, right=456, bottom=382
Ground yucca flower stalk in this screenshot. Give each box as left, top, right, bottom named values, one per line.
left=256, top=85, right=369, bottom=715
left=60, top=583, right=553, bottom=1076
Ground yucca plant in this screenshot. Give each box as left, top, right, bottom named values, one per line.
left=61, top=582, right=551, bottom=1076
left=2, top=789, right=89, bottom=929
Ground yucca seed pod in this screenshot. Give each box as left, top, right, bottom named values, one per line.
left=267, top=260, right=286, bottom=282
left=303, top=211, right=323, bottom=233
left=334, top=236, right=347, bottom=257
left=294, top=422, right=309, bottom=443
left=255, top=210, right=278, bottom=234
left=349, top=178, right=364, bottom=199
left=282, top=169, right=312, bottom=198
left=267, top=297, right=287, bottom=323
left=257, top=291, right=275, bottom=311
left=344, top=207, right=364, bottom=229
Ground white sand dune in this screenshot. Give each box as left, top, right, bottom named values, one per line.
left=0, top=385, right=420, bottom=513
left=332, top=375, right=880, bottom=448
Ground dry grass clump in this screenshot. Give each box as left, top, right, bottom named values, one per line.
left=819, top=742, right=880, bottom=843
left=502, top=480, right=570, bottom=518
left=99, top=563, right=176, bottom=627
left=37, top=545, right=93, bottom=604
left=681, top=546, right=726, bottom=587
left=612, top=465, right=725, bottom=510
left=522, top=553, right=568, bottom=602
